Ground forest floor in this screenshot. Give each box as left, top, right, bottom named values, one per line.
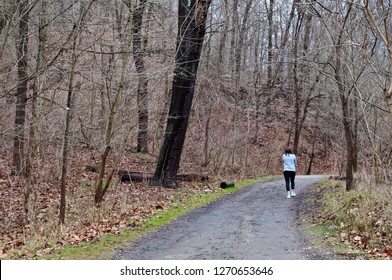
left=0, top=146, right=391, bottom=260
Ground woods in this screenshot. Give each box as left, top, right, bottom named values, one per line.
left=1, top=0, right=392, bottom=258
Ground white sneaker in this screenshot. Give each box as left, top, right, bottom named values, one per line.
left=291, top=191, right=296, bottom=197
left=287, top=192, right=291, bottom=198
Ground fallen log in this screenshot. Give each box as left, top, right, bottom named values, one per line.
left=118, top=171, right=150, bottom=182
left=118, top=170, right=209, bottom=183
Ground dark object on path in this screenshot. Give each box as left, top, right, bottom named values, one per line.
left=220, top=181, right=235, bottom=189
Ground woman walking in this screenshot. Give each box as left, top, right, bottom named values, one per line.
left=282, top=147, right=297, bottom=198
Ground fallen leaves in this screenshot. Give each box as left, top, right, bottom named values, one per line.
left=337, top=224, right=392, bottom=259
left=367, top=248, right=392, bottom=259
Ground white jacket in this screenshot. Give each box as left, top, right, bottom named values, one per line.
left=282, top=153, right=296, bottom=172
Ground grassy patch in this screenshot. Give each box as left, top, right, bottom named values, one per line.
left=40, top=176, right=277, bottom=260
left=302, top=179, right=392, bottom=259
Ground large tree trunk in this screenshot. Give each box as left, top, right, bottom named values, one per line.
left=151, top=0, right=211, bottom=187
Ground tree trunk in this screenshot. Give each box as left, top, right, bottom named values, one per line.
left=264, top=0, right=274, bottom=119
left=231, top=0, right=252, bottom=167
left=229, top=0, right=238, bottom=74
left=203, top=104, right=212, bottom=166
left=25, top=0, right=47, bottom=224
left=306, top=102, right=319, bottom=175
left=59, top=84, right=73, bottom=224
left=151, top=0, right=211, bottom=187
left=292, top=14, right=301, bottom=154
left=59, top=1, right=95, bottom=223
left=334, top=3, right=355, bottom=191
left=59, top=40, right=78, bottom=223
left=12, top=0, right=30, bottom=176
left=131, top=0, right=149, bottom=153
left=252, top=15, right=263, bottom=143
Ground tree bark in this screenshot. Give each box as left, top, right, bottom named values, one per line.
left=12, top=0, right=30, bottom=176
left=264, top=0, right=274, bottom=119
left=334, top=3, right=355, bottom=191
left=151, top=0, right=211, bottom=187
left=59, top=0, right=95, bottom=223
left=25, top=0, right=48, bottom=224
left=229, top=0, right=238, bottom=74
left=130, top=0, right=149, bottom=153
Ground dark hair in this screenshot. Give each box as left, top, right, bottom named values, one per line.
left=285, top=147, right=292, bottom=155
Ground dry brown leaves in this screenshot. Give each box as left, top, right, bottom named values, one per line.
left=337, top=214, right=392, bottom=259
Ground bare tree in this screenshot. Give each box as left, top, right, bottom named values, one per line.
left=124, top=0, right=150, bottom=153
left=94, top=22, right=132, bottom=205
left=230, top=0, right=253, bottom=167
left=363, top=0, right=392, bottom=115
left=151, top=0, right=211, bottom=187
left=11, top=0, right=31, bottom=176
left=59, top=0, right=96, bottom=223
left=291, top=5, right=324, bottom=155
left=24, top=0, right=48, bottom=224
left=332, top=2, right=355, bottom=191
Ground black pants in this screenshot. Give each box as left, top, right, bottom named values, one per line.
left=283, top=171, right=296, bottom=191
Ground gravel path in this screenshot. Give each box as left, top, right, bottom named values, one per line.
left=113, top=175, right=328, bottom=260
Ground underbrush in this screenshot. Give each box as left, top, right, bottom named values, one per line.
left=310, top=179, right=392, bottom=259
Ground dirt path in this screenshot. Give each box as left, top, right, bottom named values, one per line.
left=113, top=175, right=328, bottom=260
